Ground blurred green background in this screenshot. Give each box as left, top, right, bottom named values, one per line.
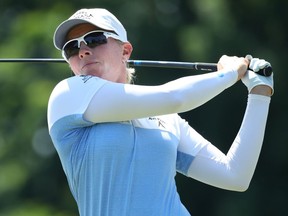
left=0, top=0, right=287, bottom=215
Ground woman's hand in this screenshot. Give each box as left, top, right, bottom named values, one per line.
left=217, top=55, right=250, bottom=80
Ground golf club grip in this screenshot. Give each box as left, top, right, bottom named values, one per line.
left=128, top=60, right=272, bottom=77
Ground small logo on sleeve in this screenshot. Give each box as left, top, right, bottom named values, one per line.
left=148, top=117, right=166, bottom=128
left=80, top=75, right=93, bottom=83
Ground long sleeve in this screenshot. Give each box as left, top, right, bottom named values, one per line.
left=84, top=69, right=238, bottom=123
left=187, top=94, right=271, bottom=191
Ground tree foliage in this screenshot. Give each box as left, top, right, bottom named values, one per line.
left=0, top=0, right=287, bottom=215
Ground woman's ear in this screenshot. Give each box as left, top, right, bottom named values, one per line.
left=122, top=42, right=133, bottom=62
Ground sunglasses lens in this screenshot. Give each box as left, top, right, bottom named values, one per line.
left=63, top=32, right=108, bottom=59
left=63, top=41, right=79, bottom=59
left=85, top=32, right=107, bottom=47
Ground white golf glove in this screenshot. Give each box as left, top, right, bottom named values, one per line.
left=249, top=57, right=271, bottom=72
left=241, top=58, right=274, bottom=95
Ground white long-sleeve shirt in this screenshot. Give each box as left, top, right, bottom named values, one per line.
left=47, top=69, right=270, bottom=216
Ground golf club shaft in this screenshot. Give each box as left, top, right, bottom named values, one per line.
left=128, top=60, right=216, bottom=71
left=0, top=58, right=272, bottom=76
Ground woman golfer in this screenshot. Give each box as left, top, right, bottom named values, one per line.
left=48, top=8, right=274, bottom=216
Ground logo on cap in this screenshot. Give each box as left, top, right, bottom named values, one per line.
left=72, top=10, right=94, bottom=20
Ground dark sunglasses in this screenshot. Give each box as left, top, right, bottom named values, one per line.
left=62, top=30, right=120, bottom=60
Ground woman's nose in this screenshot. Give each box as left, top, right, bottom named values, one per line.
left=78, top=42, right=93, bottom=59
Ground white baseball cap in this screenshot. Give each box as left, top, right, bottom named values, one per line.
left=53, top=8, right=128, bottom=50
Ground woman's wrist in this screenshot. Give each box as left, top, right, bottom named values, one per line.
left=250, top=85, right=272, bottom=97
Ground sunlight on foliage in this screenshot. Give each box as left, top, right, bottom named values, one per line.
left=1, top=201, right=75, bottom=216
left=177, top=26, right=211, bottom=60
left=0, top=161, right=28, bottom=194
left=25, top=80, right=54, bottom=109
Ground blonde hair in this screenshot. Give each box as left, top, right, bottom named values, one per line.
left=126, top=66, right=135, bottom=83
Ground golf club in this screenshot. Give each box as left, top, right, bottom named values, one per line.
left=0, top=58, right=272, bottom=76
